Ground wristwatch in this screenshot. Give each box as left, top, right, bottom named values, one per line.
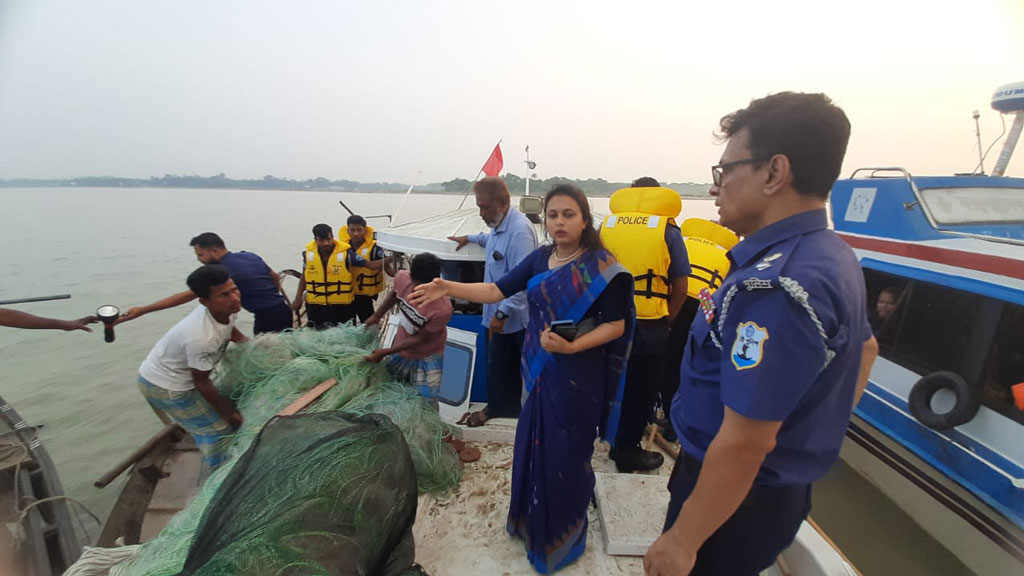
left=495, top=310, right=509, bottom=321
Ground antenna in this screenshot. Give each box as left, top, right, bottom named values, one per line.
left=524, top=145, right=536, bottom=197
left=973, top=110, right=985, bottom=175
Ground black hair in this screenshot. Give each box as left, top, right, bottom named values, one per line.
left=544, top=184, right=604, bottom=251
left=631, top=176, right=660, bottom=187
left=718, top=92, right=850, bottom=199
left=347, top=215, right=367, bottom=227
left=187, top=264, right=232, bottom=299
left=312, top=223, right=333, bottom=239
left=879, top=286, right=901, bottom=299
left=189, top=232, right=225, bottom=249
left=410, top=253, right=442, bottom=284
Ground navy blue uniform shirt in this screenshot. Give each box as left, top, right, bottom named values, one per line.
left=670, top=209, right=870, bottom=486
left=664, top=224, right=692, bottom=281
left=218, top=251, right=286, bottom=313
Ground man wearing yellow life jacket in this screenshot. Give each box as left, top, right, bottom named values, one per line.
left=600, top=177, right=691, bottom=473
left=657, top=218, right=739, bottom=442
left=292, top=223, right=355, bottom=329
left=338, top=215, right=390, bottom=323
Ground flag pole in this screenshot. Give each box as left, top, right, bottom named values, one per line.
left=457, top=169, right=485, bottom=210
left=390, top=169, right=422, bottom=227
left=457, top=139, right=502, bottom=210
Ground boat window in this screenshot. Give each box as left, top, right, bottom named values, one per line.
left=887, top=281, right=984, bottom=379
left=441, top=261, right=484, bottom=314
left=863, top=269, right=980, bottom=378
left=862, top=269, right=909, bottom=351
left=978, top=304, right=1024, bottom=424
left=864, top=268, right=1024, bottom=424
left=919, top=187, right=1024, bottom=225
left=439, top=340, right=474, bottom=406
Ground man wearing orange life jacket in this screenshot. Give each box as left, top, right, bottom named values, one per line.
left=292, top=223, right=355, bottom=329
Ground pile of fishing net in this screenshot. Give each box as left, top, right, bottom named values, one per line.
left=109, top=325, right=459, bottom=576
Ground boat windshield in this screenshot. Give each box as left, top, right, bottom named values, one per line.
left=919, top=187, right=1024, bottom=225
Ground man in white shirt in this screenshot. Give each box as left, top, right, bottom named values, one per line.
left=136, top=265, right=247, bottom=475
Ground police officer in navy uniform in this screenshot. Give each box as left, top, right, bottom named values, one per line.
left=644, top=92, right=879, bottom=576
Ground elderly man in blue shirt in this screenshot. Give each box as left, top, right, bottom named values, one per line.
left=449, top=176, right=537, bottom=427
left=644, top=92, right=879, bottom=576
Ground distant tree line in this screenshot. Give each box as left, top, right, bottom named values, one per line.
left=441, top=172, right=711, bottom=198
left=1, top=172, right=711, bottom=197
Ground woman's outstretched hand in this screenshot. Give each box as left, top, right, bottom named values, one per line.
left=410, top=278, right=448, bottom=305
left=540, top=328, right=577, bottom=355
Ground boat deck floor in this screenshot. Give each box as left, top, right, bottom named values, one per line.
left=129, top=416, right=681, bottom=575
left=138, top=445, right=202, bottom=542
left=413, top=437, right=674, bottom=575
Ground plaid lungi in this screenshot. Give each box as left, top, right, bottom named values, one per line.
left=136, top=374, right=234, bottom=472
left=384, top=353, right=444, bottom=400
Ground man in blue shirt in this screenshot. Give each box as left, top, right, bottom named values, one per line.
left=117, top=233, right=293, bottom=334
left=449, top=177, right=537, bottom=426
left=644, top=92, right=879, bottom=576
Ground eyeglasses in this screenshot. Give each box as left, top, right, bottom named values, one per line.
left=711, top=157, right=769, bottom=187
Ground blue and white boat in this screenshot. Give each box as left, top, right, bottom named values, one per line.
left=829, top=81, right=1024, bottom=574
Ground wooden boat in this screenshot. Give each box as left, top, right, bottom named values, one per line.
left=0, top=394, right=83, bottom=576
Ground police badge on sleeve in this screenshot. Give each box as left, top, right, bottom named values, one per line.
left=731, top=321, right=769, bottom=370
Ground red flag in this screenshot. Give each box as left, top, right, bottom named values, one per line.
left=481, top=142, right=503, bottom=177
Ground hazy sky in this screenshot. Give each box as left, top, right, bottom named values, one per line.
left=2, top=0, right=1022, bottom=183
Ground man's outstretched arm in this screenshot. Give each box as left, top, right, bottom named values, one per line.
left=115, top=290, right=197, bottom=325
left=0, top=308, right=97, bottom=331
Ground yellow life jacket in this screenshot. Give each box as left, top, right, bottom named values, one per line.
left=680, top=218, right=739, bottom=299
left=600, top=187, right=682, bottom=319
left=337, top=225, right=384, bottom=296
left=302, top=239, right=354, bottom=305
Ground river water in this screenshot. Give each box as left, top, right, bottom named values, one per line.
left=1, top=187, right=970, bottom=574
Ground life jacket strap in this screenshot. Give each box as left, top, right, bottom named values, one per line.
left=634, top=269, right=670, bottom=299
left=689, top=264, right=725, bottom=291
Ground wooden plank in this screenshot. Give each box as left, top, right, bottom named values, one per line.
left=96, top=433, right=175, bottom=547
left=276, top=378, right=337, bottom=417
left=94, top=424, right=182, bottom=488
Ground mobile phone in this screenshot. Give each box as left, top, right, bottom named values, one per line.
left=549, top=319, right=578, bottom=342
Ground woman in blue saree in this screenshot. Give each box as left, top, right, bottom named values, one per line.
left=412, top=184, right=635, bottom=573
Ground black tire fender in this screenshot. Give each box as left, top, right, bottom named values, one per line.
left=907, top=371, right=980, bottom=431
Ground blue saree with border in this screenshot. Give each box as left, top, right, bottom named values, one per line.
left=505, top=248, right=635, bottom=573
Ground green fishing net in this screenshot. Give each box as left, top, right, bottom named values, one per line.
left=179, top=412, right=427, bottom=575
left=110, top=325, right=458, bottom=576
